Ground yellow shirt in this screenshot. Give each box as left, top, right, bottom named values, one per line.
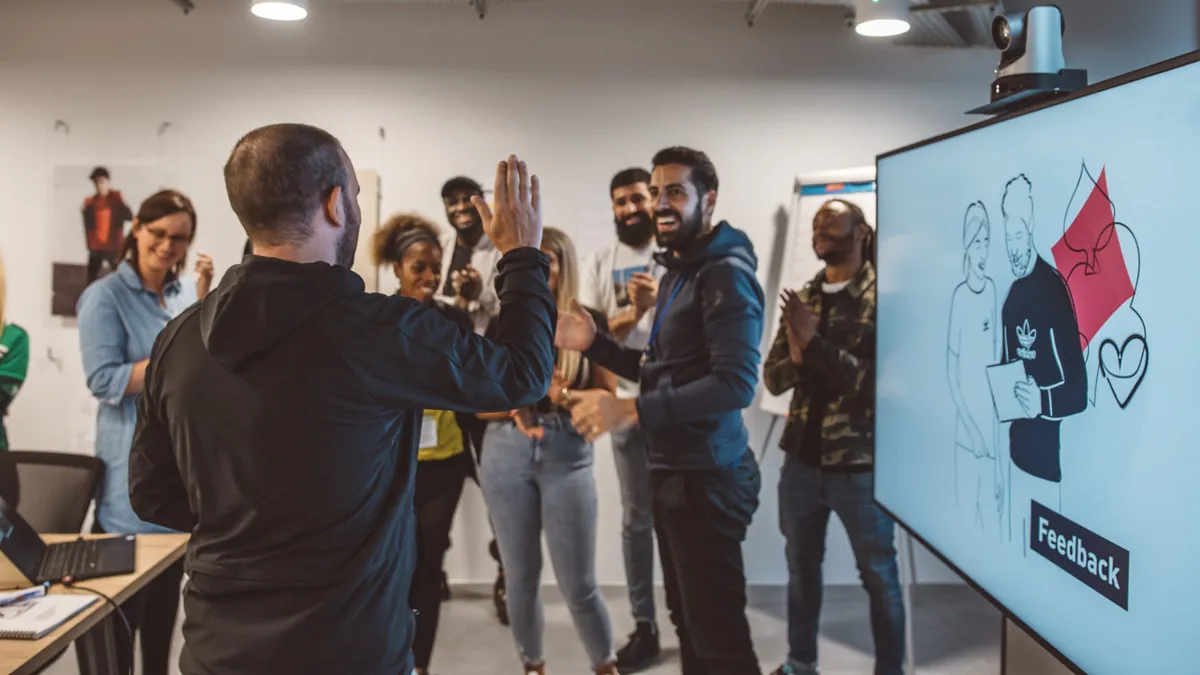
left=418, top=409, right=465, bottom=462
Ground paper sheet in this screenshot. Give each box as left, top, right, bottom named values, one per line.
left=987, top=360, right=1031, bottom=422
left=419, top=414, right=439, bottom=449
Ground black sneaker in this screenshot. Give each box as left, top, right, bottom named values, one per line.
left=493, top=570, right=509, bottom=626
left=615, top=621, right=660, bottom=671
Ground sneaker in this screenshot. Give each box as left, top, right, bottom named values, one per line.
left=494, top=570, right=510, bottom=626
left=615, top=622, right=660, bottom=672
left=771, top=663, right=819, bottom=675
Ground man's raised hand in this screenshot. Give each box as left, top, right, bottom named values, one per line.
left=472, top=155, right=542, bottom=254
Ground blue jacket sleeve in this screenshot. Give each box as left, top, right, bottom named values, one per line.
left=636, top=259, right=764, bottom=428
left=77, top=285, right=134, bottom=405
left=347, top=247, right=558, bottom=413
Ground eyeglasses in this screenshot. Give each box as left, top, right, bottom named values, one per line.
left=144, top=226, right=191, bottom=247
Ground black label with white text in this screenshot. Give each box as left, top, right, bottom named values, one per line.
left=1030, top=501, right=1130, bottom=610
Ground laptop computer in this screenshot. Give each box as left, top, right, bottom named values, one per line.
left=0, top=498, right=135, bottom=590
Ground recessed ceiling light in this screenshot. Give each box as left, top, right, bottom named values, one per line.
left=855, top=0, right=911, bottom=37
left=251, top=0, right=309, bottom=22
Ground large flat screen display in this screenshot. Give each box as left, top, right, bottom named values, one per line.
left=875, top=53, right=1200, bottom=674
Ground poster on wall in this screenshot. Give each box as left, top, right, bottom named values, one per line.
left=51, top=165, right=161, bottom=317
left=874, top=53, right=1200, bottom=675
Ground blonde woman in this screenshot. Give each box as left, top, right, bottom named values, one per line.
left=0, top=251, right=30, bottom=451
left=479, top=227, right=619, bottom=675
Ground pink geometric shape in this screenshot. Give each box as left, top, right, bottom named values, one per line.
left=1050, top=167, right=1134, bottom=348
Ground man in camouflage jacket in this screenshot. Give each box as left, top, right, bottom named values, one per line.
left=762, top=199, right=905, bottom=675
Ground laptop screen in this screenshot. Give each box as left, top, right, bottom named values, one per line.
left=0, top=499, right=45, bottom=581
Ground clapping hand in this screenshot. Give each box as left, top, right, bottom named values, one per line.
left=627, top=272, right=658, bottom=318
left=451, top=264, right=483, bottom=301
left=195, top=253, right=214, bottom=299
left=472, top=155, right=542, bottom=254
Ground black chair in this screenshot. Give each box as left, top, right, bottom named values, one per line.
left=0, top=451, right=105, bottom=533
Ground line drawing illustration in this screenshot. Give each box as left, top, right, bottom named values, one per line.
left=995, top=174, right=1088, bottom=555
left=946, top=201, right=1002, bottom=539
left=1050, top=161, right=1149, bottom=410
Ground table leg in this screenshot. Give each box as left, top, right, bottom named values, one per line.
left=75, top=612, right=123, bottom=675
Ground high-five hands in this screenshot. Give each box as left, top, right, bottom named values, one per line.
left=555, top=299, right=598, bottom=352
left=472, top=155, right=543, bottom=254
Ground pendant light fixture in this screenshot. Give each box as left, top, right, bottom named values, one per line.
left=854, top=0, right=911, bottom=37
left=251, top=0, right=309, bottom=21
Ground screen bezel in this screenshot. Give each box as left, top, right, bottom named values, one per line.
left=872, top=48, right=1200, bottom=675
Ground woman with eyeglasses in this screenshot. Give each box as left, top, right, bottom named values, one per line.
left=478, top=227, right=620, bottom=675
left=77, top=189, right=213, bottom=675
left=372, top=212, right=477, bottom=675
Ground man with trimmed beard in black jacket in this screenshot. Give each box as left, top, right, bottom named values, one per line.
left=128, top=123, right=555, bottom=675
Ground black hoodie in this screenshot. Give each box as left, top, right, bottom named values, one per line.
left=586, top=221, right=764, bottom=471
left=128, top=249, right=554, bottom=675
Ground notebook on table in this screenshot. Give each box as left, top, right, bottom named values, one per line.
left=0, top=594, right=97, bottom=639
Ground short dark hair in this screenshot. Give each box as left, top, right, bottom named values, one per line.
left=610, top=167, right=651, bottom=196
left=441, top=176, right=483, bottom=201
left=223, top=123, right=350, bottom=246
left=651, top=147, right=718, bottom=195
left=89, top=166, right=110, bottom=181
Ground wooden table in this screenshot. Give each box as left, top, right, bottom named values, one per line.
left=0, top=533, right=189, bottom=675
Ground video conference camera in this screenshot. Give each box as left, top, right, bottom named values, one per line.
left=967, top=5, right=1087, bottom=115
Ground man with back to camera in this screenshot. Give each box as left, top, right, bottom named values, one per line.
left=558, top=147, right=765, bottom=675
left=436, top=175, right=504, bottom=334
left=126, top=123, right=555, bottom=675
left=762, top=199, right=905, bottom=675
left=997, top=174, right=1086, bottom=550
left=577, top=167, right=662, bottom=671
left=82, top=166, right=134, bottom=283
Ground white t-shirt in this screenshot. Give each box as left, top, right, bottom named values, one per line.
left=948, top=278, right=999, bottom=454
left=580, top=241, right=662, bottom=399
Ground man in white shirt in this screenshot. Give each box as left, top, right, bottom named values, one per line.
left=578, top=167, right=662, bottom=671
left=434, top=176, right=503, bottom=334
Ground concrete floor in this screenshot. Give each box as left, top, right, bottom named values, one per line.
left=45, top=583, right=1002, bottom=675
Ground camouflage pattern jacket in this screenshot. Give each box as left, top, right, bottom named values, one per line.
left=763, top=262, right=876, bottom=469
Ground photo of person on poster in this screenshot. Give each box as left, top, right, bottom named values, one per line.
left=82, top=166, right=134, bottom=283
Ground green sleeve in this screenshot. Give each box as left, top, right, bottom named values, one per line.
left=0, top=325, right=30, bottom=393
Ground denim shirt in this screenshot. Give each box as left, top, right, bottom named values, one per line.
left=78, top=262, right=197, bottom=534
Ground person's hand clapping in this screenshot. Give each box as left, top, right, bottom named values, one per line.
left=628, top=272, right=658, bottom=318
left=556, top=299, right=598, bottom=352
left=781, top=290, right=819, bottom=349
left=452, top=265, right=483, bottom=301
left=472, top=155, right=542, bottom=254
left=195, top=253, right=214, bottom=299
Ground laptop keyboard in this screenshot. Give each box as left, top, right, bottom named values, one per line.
left=40, top=539, right=102, bottom=581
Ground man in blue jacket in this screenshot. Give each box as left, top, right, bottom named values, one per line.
left=559, top=146, right=765, bottom=675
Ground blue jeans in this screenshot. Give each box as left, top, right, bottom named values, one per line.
left=480, top=416, right=615, bottom=669
left=778, top=456, right=906, bottom=675
left=609, top=422, right=656, bottom=625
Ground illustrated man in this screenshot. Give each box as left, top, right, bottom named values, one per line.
left=82, top=166, right=134, bottom=283
left=998, top=174, right=1087, bottom=550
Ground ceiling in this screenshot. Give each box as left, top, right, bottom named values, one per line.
left=229, top=0, right=1005, bottom=48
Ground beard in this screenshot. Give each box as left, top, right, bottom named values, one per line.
left=1009, top=246, right=1032, bottom=276
left=655, top=203, right=705, bottom=250
left=335, top=200, right=362, bottom=268
left=814, top=230, right=858, bottom=265
left=616, top=211, right=656, bottom=247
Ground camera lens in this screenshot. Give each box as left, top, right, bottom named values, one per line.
left=991, top=15, right=1012, bottom=50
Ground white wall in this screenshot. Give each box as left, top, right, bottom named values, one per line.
left=0, top=0, right=1193, bottom=586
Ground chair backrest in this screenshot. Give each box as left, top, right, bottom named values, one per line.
left=0, top=451, right=104, bottom=534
